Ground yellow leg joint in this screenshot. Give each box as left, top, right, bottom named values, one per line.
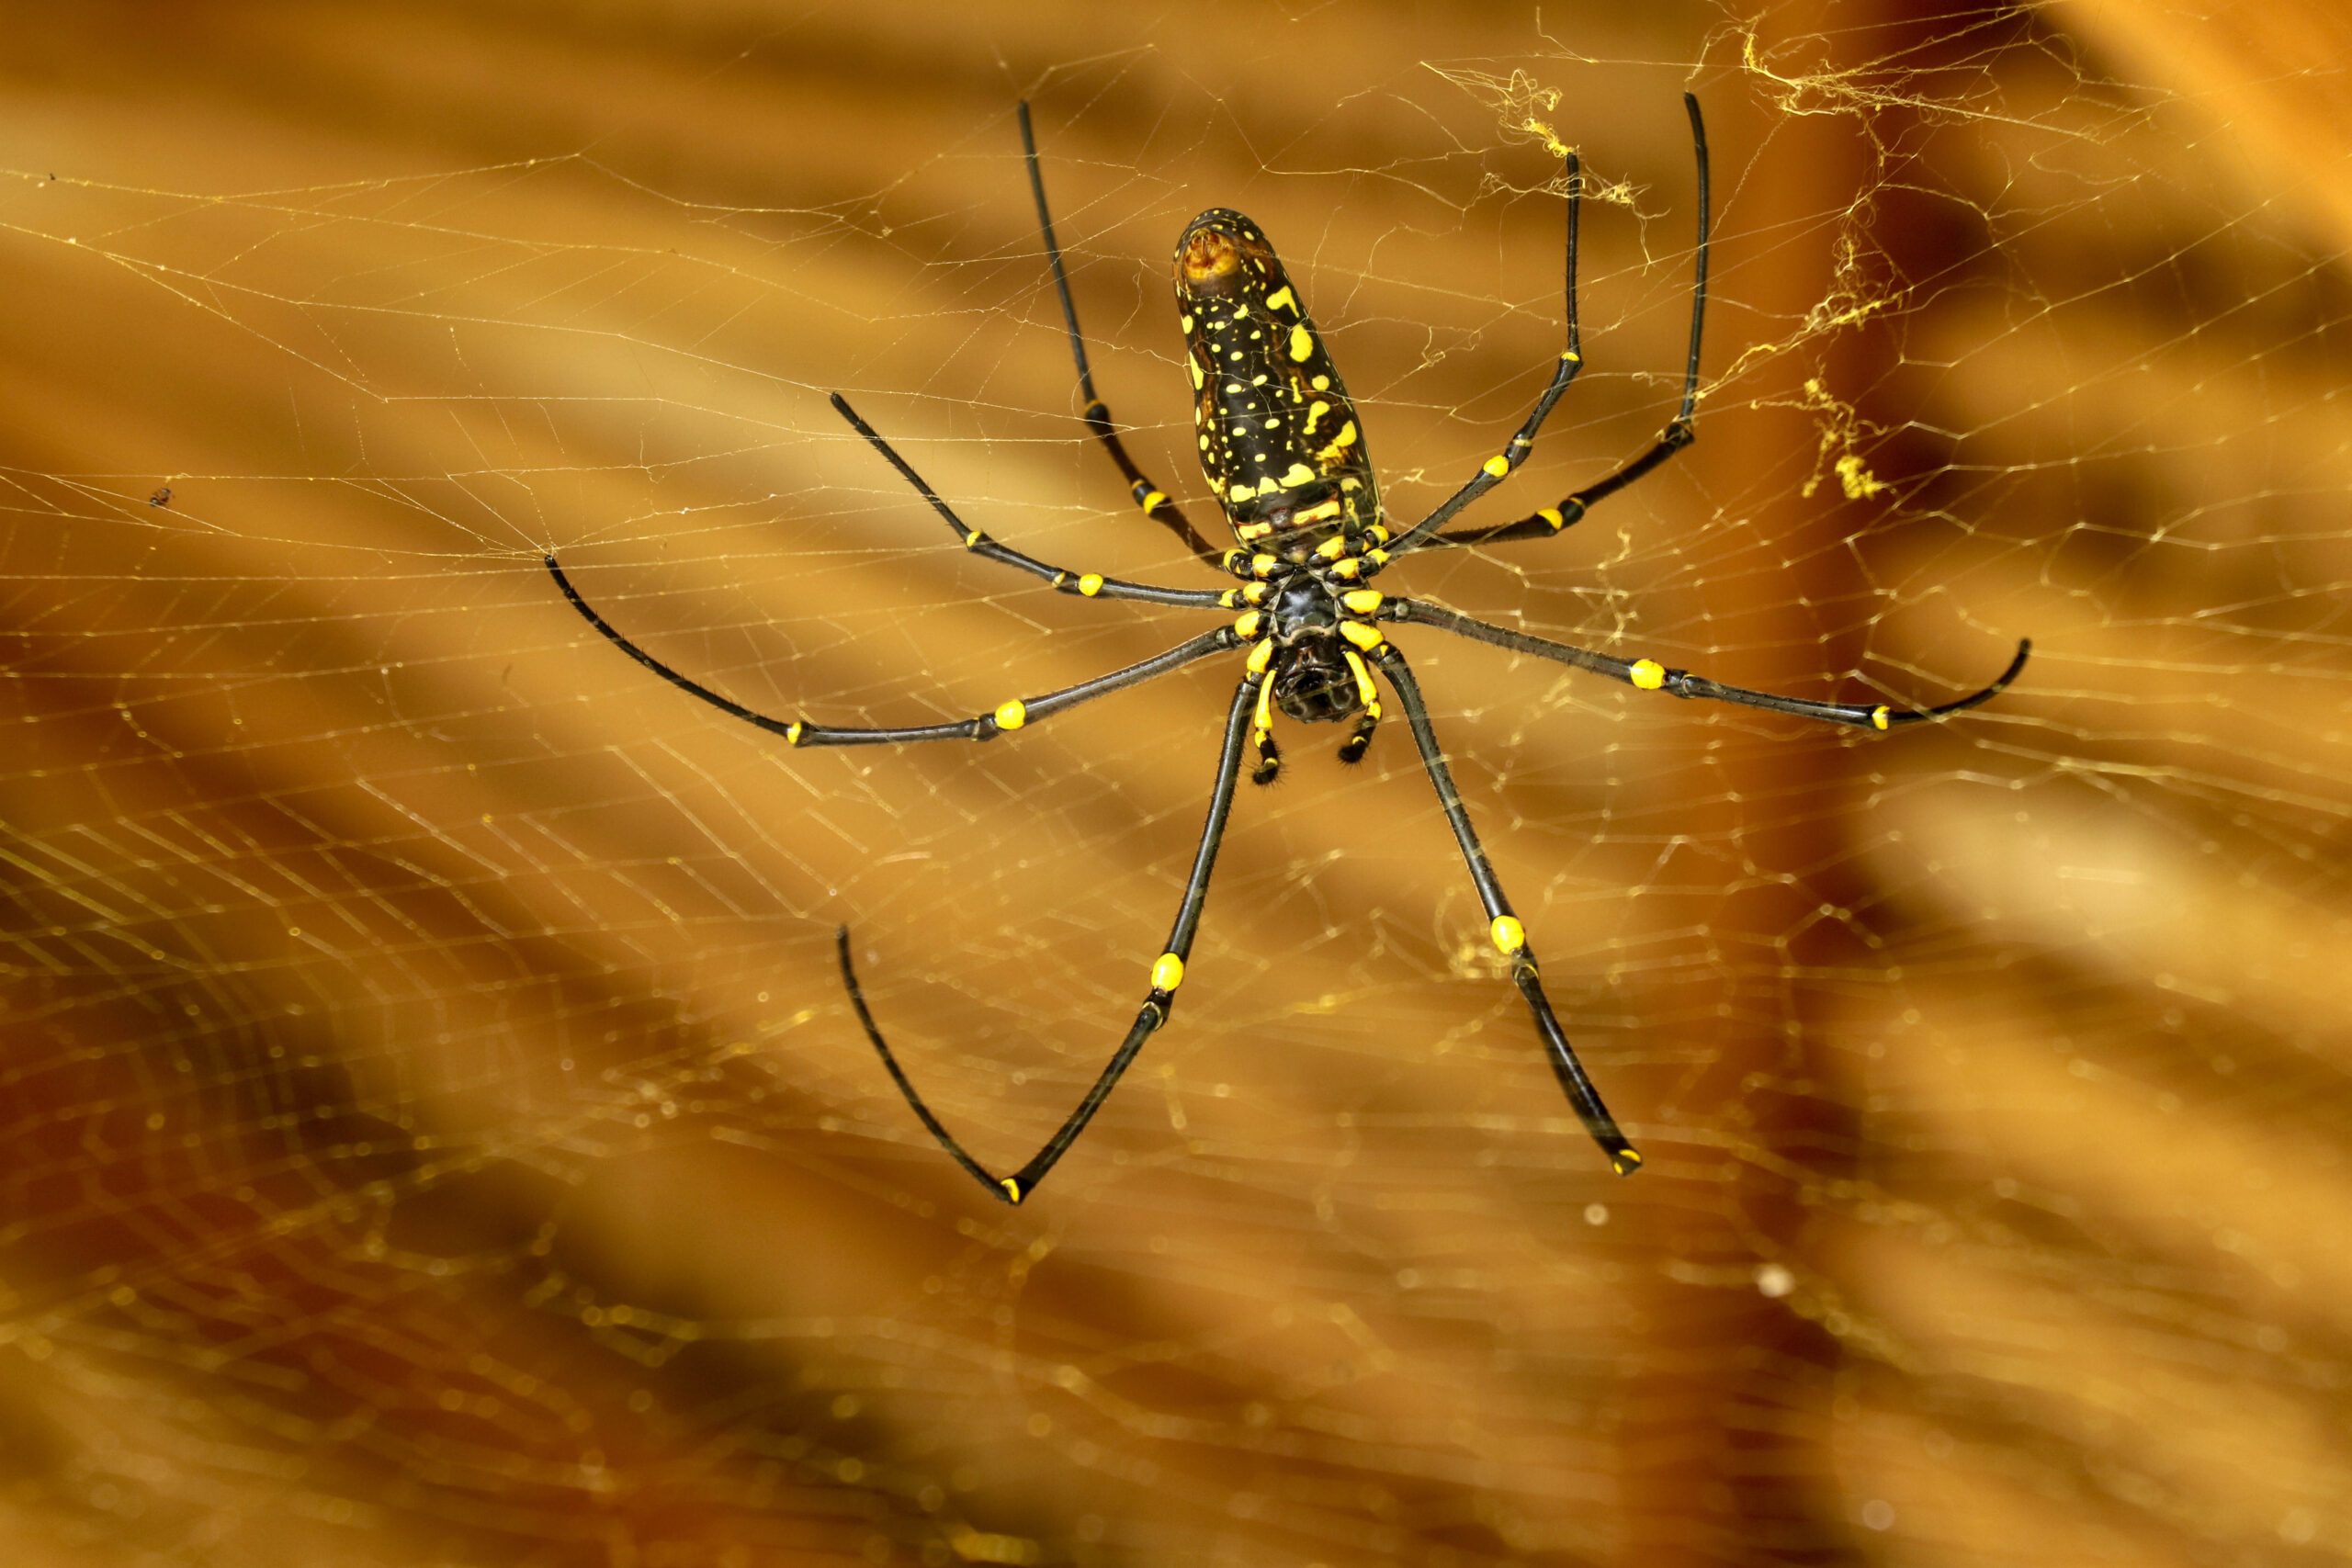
left=1610, top=1147, right=1642, bottom=1177
left=1489, top=915, right=1527, bottom=954
left=786, top=722, right=805, bottom=746
left=1234, top=610, right=1264, bottom=639
left=1342, top=649, right=1379, bottom=713
left=1252, top=676, right=1276, bottom=743
left=1079, top=573, right=1104, bottom=596
left=1629, top=660, right=1667, bottom=691
left=993, top=699, right=1027, bottom=730
left=1139, top=490, right=1167, bottom=513
left=1340, top=589, right=1382, bottom=615
left=965, top=531, right=988, bottom=550
left=999, top=1177, right=1026, bottom=1204
left=1483, top=455, right=1510, bottom=479
left=1538, top=507, right=1565, bottom=529
left=1340, top=621, right=1383, bottom=652
left=1151, top=952, right=1185, bottom=992
left=1871, top=705, right=1892, bottom=731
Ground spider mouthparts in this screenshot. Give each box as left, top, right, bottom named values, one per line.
left=1250, top=732, right=1283, bottom=786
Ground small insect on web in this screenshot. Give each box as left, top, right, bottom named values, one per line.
left=545, top=96, right=2030, bottom=1206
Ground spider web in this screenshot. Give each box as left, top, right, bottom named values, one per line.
left=3, top=4, right=2348, bottom=1564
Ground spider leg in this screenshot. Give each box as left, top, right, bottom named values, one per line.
left=1335, top=646, right=1382, bottom=764
left=1365, top=638, right=1640, bottom=1174
left=838, top=669, right=1264, bottom=1204
left=1019, top=102, right=1224, bottom=568
left=1388, top=596, right=2031, bottom=728
left=1390, top=94, right=1709, bottom=556
left=549, top=554, right=1238, bottom=745
left=831, top=394, right=1229, bottom=609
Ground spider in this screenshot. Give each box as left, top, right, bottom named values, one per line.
left=547, top=96, right=2029, bottom=1205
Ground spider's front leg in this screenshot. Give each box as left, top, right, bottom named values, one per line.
left=1360, top=633, right=1642, bottom=1174
left=841, top=665, right=1267, bottom=1204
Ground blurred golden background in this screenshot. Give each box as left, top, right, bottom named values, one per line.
left=3, top=2, right=2349, bottom=1564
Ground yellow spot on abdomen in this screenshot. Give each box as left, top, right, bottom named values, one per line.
left=1288, top=323, right=1314, bottom=362
left=1264, top=286, right=1296, bottom=313
left=1315, top=421, right=1357, bottom=461
left=1279, top=462, right=1316, bottom=487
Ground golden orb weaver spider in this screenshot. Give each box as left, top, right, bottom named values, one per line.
left=547, top=96, right=2030, bottom=1205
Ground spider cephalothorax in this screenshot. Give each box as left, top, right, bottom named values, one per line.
left=548, top=97, right=2029, bottom=1205
left=1230, top=563, right=1385, bottom=784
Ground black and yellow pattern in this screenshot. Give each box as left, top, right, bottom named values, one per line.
left=550, top=95, right=2028, bottom=1206
left=1171, top=209, right=1379, bottom=557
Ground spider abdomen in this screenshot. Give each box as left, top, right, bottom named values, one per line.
left=1175, top=209, right=1381, bottom=558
